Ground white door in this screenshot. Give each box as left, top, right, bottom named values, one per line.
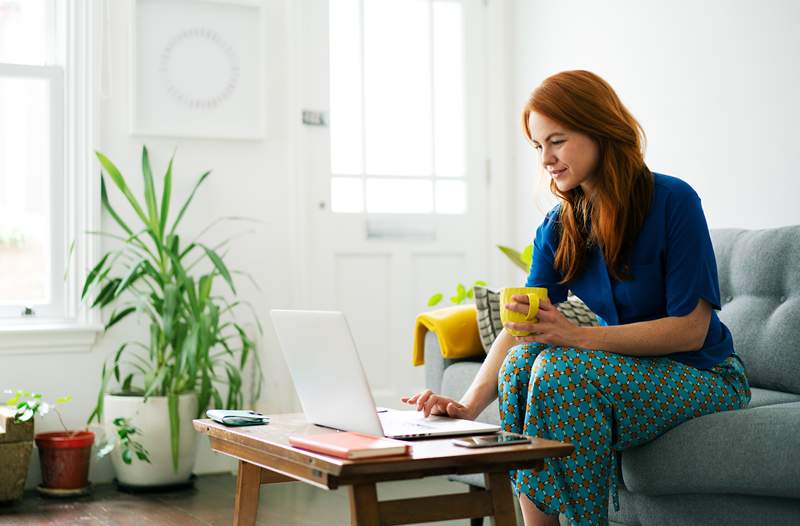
left=297, top=0, right=489, bottom=408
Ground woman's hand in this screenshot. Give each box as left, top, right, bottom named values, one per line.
left=400, top=390, right=475, bottom=419
left=504, top=295, right=582, bottom=347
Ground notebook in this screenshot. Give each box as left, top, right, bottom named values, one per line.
left=289, top=431, right=410, bottom=459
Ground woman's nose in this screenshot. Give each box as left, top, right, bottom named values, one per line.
left=541, top=146, right=557, bottom=165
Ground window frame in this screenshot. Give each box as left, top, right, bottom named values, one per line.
left=0, top=63, right=65, bottom=320
left=328, top=0, right=470, bottom=216
left=0, top=0, right=102, bottom=353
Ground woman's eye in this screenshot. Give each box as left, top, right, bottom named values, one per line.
left=551, top=139, right=564, bottom=145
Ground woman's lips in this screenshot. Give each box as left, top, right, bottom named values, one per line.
left=551, top=168, right=566, bottom=178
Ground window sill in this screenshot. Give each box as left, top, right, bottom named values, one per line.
left=0, top=323, right=103, bottom=355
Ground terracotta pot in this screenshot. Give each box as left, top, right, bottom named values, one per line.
left=34, top=431, right=94, bottom=489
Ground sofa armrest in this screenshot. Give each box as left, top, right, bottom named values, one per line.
left=424, top=331, right=486, bottom=393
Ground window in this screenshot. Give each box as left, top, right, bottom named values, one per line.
left=329, top=0, right=467, bottom=215
left=0, top=0, right=65, bottom=319
left=0, top=0, right=100, bottom=350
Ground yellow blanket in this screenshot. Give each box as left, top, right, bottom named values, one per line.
left=412, top=304, right=484, bottom=366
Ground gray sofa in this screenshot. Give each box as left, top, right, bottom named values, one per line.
left=424, top=227, right=800, bottom=525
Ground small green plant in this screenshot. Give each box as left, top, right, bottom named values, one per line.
left=426, top=243, right=533, bottom=308
left=428, top=280, right=487, bottom=307
left=4, top=389, right=73, bottom=430
left=97, top=417, right=151, bottom=465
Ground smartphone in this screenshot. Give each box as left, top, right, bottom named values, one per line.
left=452, top=433, right=531, bottom=448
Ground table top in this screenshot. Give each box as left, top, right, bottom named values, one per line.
left=194, top=413, right=573, bottom=488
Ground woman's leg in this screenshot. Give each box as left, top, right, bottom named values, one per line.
left=519, top=493, right=560, bottom=526
left=499, top=344, right=750, bottom=526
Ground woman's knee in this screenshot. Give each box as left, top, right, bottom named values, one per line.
left=531, top=347, right=591, bottom=390
left=498, top=343, right=539, bottom=387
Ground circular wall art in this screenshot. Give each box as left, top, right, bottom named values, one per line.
left=131, top=0, right=264, bottom=140
left=157, top=27, right=240, bottom=111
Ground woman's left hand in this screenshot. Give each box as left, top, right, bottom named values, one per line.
left=504, top=295, right=582, bottom=347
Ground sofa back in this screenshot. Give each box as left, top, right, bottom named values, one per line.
left=712, top=226, right=800, bottom=394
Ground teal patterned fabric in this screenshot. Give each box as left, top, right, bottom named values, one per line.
left=499, top=343, right=750, bottom=525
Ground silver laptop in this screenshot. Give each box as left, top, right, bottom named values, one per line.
left=270, top=309, right=500, bottom=439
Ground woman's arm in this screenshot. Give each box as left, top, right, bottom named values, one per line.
left=403, top=328, right=518, bottom=419
left=574, top=299, right=712, bottom=355
left=457, top=329, right=518, bottom=416
left=505, top=296, right=713, bottom=356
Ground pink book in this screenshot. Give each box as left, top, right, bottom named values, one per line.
left=289, top=431, right=410, bottom=459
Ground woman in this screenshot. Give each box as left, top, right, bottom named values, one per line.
left=402, top=70, right=751, bottom=526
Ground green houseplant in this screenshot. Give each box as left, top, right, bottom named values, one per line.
left=83, top=147, right=261, bottom=486
left=427, top=244, right=533, bottom=307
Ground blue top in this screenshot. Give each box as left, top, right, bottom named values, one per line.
left=525, top=172, right=733, bottom=369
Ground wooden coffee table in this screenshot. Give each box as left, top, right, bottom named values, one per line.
left=194, top=413, right=573, bottom=526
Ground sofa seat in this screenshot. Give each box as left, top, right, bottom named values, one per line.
left=748, top=387, right=800, bottom=408
left=622, top=401, right=800, bottom=498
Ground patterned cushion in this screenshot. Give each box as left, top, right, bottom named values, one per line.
left=474, top=286, right=599, bottom=353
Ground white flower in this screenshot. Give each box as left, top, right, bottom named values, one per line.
left=20, top=408, right=34, bottom=422
left=39, top=402, right=51, bottom=416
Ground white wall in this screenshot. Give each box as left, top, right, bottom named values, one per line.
left=510, top=0, right=800, bottom=248
left=1, top=0, right=301, bottom=487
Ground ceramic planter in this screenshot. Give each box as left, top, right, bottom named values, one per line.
left=34, top=431, right=94, bottom=495
left=103, top=393, right=198, bottom=487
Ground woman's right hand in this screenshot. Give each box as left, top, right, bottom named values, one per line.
left=400, top=389, right=475, bottom=419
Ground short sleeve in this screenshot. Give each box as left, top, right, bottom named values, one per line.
left=664, top=189, right=722, bottom=316
left=525, top=208, right=569, bottom=304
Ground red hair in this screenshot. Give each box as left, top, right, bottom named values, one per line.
left=522, top=70, right=653, bottom=282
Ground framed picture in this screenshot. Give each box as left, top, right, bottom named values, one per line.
left=129, top=0, right=264, bottom=140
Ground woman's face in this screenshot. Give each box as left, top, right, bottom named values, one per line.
left=529, top=112, right=600, bottom=193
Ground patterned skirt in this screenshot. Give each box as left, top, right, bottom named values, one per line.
left=498, top=344, right=750, bottom=526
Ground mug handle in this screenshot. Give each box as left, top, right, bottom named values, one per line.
left=525, top=293, right=540, bottom=321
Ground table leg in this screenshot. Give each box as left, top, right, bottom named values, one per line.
left=233, top=460, right=262, bottom=526
left=485, top=471, right=516, bottom=526
left=348, top=483, right=381, bottom=525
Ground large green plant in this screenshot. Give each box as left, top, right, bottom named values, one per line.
left=84, top=147, right=261, bottom=470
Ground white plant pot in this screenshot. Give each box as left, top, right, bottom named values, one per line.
left=103, top=393, right=199, bottom=487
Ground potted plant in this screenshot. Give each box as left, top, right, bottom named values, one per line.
left=83, top=147, right=261, bottom=488
left=2, top=390, right=93, bottom=498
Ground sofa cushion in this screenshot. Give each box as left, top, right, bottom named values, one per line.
left=620, top=401, right=800, bottom=498
left=748, top=387, right=800, bottom=408
left=712, top=227, right=800, bottom=394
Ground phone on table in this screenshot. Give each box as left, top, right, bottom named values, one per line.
left=452, top=433, right=531, bottom=448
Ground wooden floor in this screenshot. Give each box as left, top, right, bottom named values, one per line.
left=0, top=474, right=495, bottom=526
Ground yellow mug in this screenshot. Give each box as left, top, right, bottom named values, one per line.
left=500, top=287, right=549, bottom=337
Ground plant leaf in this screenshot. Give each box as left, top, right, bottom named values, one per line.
left=100, top=175, right=134, bottom=237
left=141, top=146, right=160, bottom=233
left=121, top=448, right=132, bottom=464
left=199, top=245, right=235, bottom=294
left=497, top=244, right=531, bottom=272
left=427, top=293, right=443, bottom=307
left=167, top=392, right=180, bottom=472
left=96, top=151, right=149, bottom=226
left=169, top=170, right=210, bottom=236
left=82, top=252, right=110, bottom=300
left=521, top=244, right=533, bottom=267
left=106, top=306, right=136, bottom=331
left=159, top=156, right=174, bottom=237
left=87, top=362, right=110, bottom=424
